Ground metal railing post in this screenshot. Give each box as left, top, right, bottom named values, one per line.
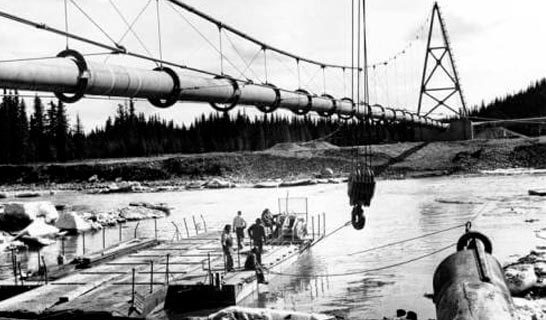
left=323, top=212, right=326, bottom=235
left=237, top=246, right=241, bottom=269
left=134, top=222, right=140, bottom=239
left=317, top=214, right=321, bottom=237
left=208, top=253, right=213, bottom=286
left=82, top=232, right=86, bottom=255
left=18, top=262, right=23, bottom=286
left=61, top=236, right=65, bottom=256
left=11, top=249, right=17, bottom=286
left=150, top=261, right=154, bottom=293
left=41, top=256, right=48, bottom=284
left=102, top=227, right=106, bottom=249
left=166, top=254, right=170, bottom=285
left=311, top=216, right=315, bottom=241
left=200, top=214, right=208, bottom=233
left=37, top=250, right=41, bottom=273
left=183, top=218, right=190, bottom=238
left=192, top=216, right=199, bottom=234
left=131, top=268, right=136, bottom=304
left=119, top=223, right=123, bottom=242
left=154, top=217, right=158, bottom=240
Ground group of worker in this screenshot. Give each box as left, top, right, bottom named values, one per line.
left=221, top=209, right=274, bottom=273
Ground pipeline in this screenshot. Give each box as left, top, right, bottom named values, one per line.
left=0, top=49, right=447, bottom=129
left=433, top=228, right=514, bottom=320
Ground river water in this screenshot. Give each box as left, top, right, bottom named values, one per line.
left=2, top=173, right=546, bottom=319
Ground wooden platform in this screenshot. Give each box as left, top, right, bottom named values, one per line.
left=0, top=232, right=320, bottom=319
left=0, top=232, right=223, bottom=319
left=163, top=240, right=314, bottom=316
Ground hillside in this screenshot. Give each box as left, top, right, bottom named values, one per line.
left=1, top=137, right=546, bottom=187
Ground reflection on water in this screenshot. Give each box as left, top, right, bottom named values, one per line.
left=2, top=173, right=546, bottom=319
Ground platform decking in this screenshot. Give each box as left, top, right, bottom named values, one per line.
left=0, top=232, right=319, bottom=319
left=0, top=232, right=223, bottom=319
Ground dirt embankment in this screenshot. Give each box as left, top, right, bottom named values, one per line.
left=1, top=137, right=546, bottom=186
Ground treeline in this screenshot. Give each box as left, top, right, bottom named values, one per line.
left=0, top=91, right=81, bottom=164
left=0, top=91, right=417, bottom=164
left=469, top=79, right=546, bottom=135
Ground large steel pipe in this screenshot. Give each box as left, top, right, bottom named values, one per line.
left=433, top=232, right=514, bottom=320
left=0, top=57, right=447, bottom=128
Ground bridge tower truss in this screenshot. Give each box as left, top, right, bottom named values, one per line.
left=417, top=2, right=467, bottom=118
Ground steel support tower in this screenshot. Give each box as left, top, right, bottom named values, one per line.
left=418, top=2, right=467, bottom=118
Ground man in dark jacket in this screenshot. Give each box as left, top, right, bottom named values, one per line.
left=247, top=218, right=266, bottom=264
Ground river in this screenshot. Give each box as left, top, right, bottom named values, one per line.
left=1, top=173, right=546, bottom=319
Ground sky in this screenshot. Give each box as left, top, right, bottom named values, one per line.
left=1, top=0, right=546, bottom=131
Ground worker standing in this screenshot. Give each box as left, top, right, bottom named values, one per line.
left=221, top=225, right=234, bottom=272
left=248, top=218, right=267, bottom=265
left=232, top=211, right=247, bottom=249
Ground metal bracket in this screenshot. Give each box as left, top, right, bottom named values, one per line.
left=255, top=83, right=280, bottom=113
left=292, top=89, right=313, bottom=115
left=54, top=49, right=89, bottom=103
left=317, top=94, right=337, bottom=118
left=209, top=75, right=240, bottom=113
left=148, top=67, right=181, bottom=108
left=338, top=97, right=355, bottom=120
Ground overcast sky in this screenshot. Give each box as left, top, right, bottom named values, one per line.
left=1, top=0, right=546, bottom=130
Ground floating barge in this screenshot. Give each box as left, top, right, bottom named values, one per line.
left=0, top=198, right=325, bottom=319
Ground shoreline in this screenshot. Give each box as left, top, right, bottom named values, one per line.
left=0, top=137, right=545, bottom=194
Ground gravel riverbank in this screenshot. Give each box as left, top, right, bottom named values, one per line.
left=1, top=137, right=546, bottom=192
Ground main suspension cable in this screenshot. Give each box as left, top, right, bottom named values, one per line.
left=165, top=0, right=362, bottom=72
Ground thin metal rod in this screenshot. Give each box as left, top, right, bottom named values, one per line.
left=134, top=222, right=140, bottom=239
left=317, top=214, right=321, bottom=237
left=41, top=256, right=48, bottom=284
left=311, top=216, right=315, bottom=241
left=131, top=268, right=136, bottom=304
left=296, top=59, right=301, bottom=88
left=154, top=217, right=158, bottom=240
left=351, top=0, right=355, bottom=102
left=82, top=232, right=86, bottom=255
left=192, top=216, right=199, bottom=235
left=263, top=48, right=268, bottom=83
left=356, top=0, right=361, bottom=107
left=63, top=0, right=69, bottom=49
left=183, top=218, right=190, bottom=238
left=218, top=26, right=224, bottom=75
left=156, top=0, right=163, bottom=65
left=11, top=250, right=17, bottom=286
left=150, top=260, right=154, bottom=293
left=165, top=254, right=170, bottom=285
left=200, top=214, right=208, bottom=233
left=362, top=0, right=369, bottom=105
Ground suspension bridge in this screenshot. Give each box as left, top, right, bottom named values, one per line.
left=0, top=0, right=471, bottom=141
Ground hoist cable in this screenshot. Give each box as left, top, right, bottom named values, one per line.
left=351, top=0, right=355, bottom=103
left=266, top=243, right=454, bottom=278
left=268, top=203, right=491, bottom=279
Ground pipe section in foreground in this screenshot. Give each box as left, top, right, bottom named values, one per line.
left=0, top=56, right=447, bottom=128
left=433, top=231, right=514, bottom=320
